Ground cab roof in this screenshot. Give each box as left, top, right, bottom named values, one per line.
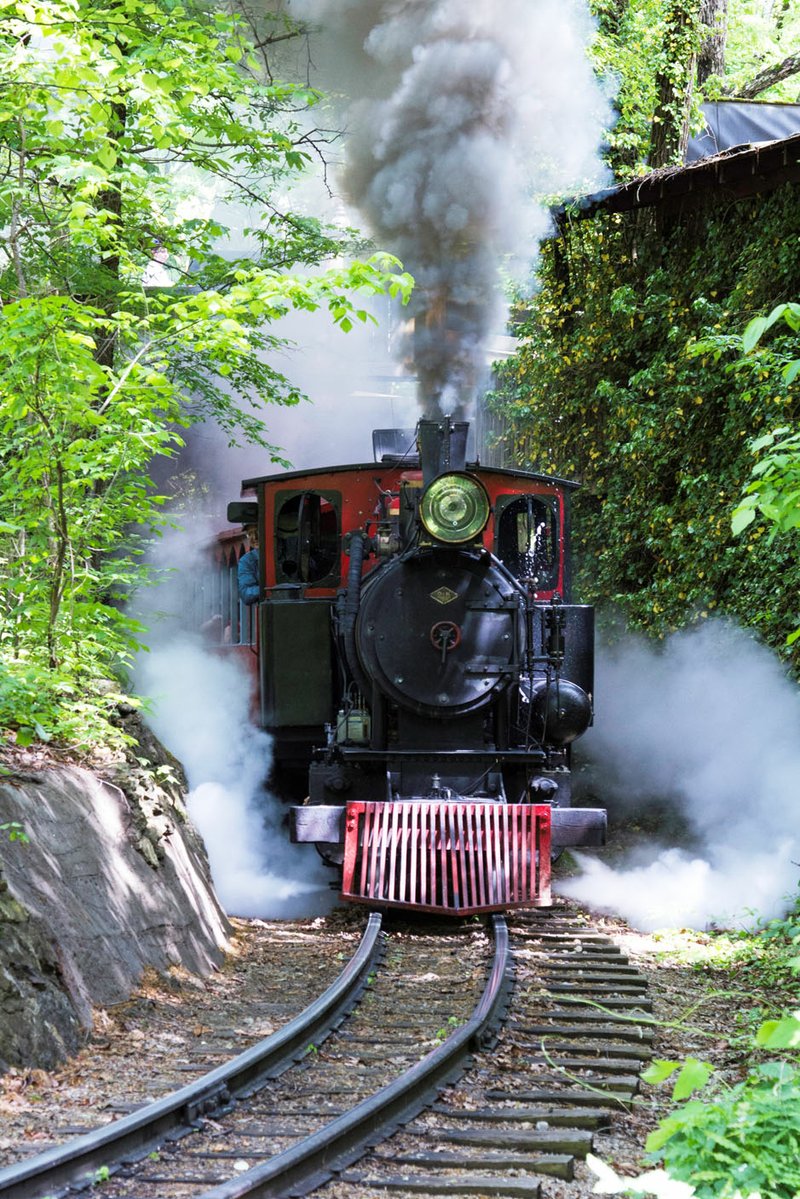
left=241, top=461, right=580, bottom=491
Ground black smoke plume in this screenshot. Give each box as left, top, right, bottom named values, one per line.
left=290, top=0, right=612, bottom=417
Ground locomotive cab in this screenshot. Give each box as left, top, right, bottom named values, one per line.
left=227, top=417, right=605, bottom=915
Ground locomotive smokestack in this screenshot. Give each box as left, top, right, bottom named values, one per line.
left=418, top=417, right=469, bottom=486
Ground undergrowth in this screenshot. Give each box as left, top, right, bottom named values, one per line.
left=590, top=894, right=800, bottom=1199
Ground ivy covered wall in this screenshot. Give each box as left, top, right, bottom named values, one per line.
left=489, top=180, right=800, bottom=665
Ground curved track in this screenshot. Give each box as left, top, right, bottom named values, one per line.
left=0, top=907, right=652, bottom=1199
left=333, top=907, right=653, bottom=1198
left=0, top=915, right=384, bottom=1199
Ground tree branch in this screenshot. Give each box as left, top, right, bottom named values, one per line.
left=724, top=50, right=800, bottom=99
left=9, top=119, right=29, bottom=297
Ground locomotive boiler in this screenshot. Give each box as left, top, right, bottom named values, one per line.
left=225, top=417, right=605, bottom=915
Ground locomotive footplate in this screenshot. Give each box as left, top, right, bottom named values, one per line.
left=290, top=802, right=606, bottom=851
left=335, top=748, right=547, bottom=762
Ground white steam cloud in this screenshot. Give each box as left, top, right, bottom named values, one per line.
left=135, top=530, right=335, bottom=919
left=290, top=0, right=612, bottom=416
left=560, top=620, right=800, bottom=930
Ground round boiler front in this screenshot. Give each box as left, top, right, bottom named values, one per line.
left=355, top=552, right=520, bottom=718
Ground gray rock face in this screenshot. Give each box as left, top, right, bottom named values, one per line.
left=0, top=884, right=82, bottom=1069
left=0, top=755, right=230, bottom=1071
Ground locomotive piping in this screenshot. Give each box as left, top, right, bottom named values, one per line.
left=340, top=529, right=372, bottom=700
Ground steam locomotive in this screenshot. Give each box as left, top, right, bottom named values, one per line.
left=223, top=417, right=605, bottom=915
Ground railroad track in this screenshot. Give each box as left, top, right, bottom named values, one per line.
left=330, top=906, right=653, bottom=1199
left=0, top=907, right=653, bottom=1199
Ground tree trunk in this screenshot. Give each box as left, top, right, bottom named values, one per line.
left=93, top=95, right=125, bottom=372
left=697, top=0, right=727, bottom=87
left=649, top=0, right=699, bottom=168
left=88, top=84, right=126, bottom=573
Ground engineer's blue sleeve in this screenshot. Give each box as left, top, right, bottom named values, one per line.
left=237, top=550, right=260, bottom=605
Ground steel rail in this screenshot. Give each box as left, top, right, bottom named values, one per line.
left=198, top=913, right=513, bottom=1199
left=0, top=913, right=384, bottom=1199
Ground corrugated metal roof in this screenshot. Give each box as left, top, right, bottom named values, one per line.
left=556, top=130, right=800, bottom=221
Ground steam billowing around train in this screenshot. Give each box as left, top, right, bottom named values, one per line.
left=216, top=417, right=605, bottom=915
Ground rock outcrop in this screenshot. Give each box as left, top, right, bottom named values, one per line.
left=0, top=729, right=230, bottom=1072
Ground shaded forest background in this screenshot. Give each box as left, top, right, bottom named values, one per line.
left=489, top=0, right=800, bottom=667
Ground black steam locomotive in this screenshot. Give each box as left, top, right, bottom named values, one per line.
left=224, top=418, right=605, bottom=915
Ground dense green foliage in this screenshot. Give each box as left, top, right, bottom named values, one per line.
left=590, top=0, right=800, bottom=174
left=496, top=9, right=800, bottom=1183
left=0, top=0, right=411, bottom=747
left=592, top=1045, right=800, bottom=1199
left=730, top=307, right=800, bottom=645
left=594, top=1011, right=800, bottom=1199
left=645, top=1004, right=800, bottom=1198
left=489, top=184, right=800, bottom=667
left=650, top=1064, right=800, bottom=1199
left=587, top=903, right=800, bottom=1197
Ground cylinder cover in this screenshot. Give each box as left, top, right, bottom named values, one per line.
left=529, top=677, right=593, bottom=746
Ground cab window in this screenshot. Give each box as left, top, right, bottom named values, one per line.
left=194, top=541, right=256, bottom=646
left=274, top=491, right=341, bottom=585
left=496, top=495, right=558, bottom=588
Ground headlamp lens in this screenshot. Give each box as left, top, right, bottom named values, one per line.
left=420, top=473, right=490, bottom=543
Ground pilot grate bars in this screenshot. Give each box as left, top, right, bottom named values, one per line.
left=341, top=800, right=551, bottom=914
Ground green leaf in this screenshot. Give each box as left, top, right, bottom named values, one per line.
left=670, top=1058, right=713, bottom=1100
left=742, top=315, right=768, bottom=353
left=731, top=505, right=756, bottom=535
left=641, top=1059, right=681, bottom=1087
left=751, top=431, right=781, bottom=453
left=95, top=142, right=117, bottom=170
left=755, top=1012, right=800, bottom=1049
left=645, top=1101, right=707, bottom=1154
